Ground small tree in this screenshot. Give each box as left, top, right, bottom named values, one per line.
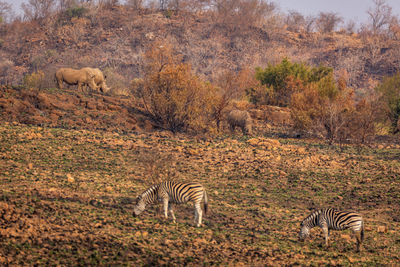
left=290, top=74, right=355, bottom=143
left=132, top=43, right=216, bottom=133
left=126, top=0, right=144, bottom=10
left=285, top=10, right=306, bottom=32
left=367, top=0, right=394, bottom=34
left=213, top=68, right=260, bottom=129
left=23, top=70, right=45, bottom=89
left=0, top=1, right=13, bottom=23
left=315, top=12, right=343, bottom=33
left=213, top=0, right=277, bottom=29
left=339, top=97, right=378, bottom=144
left=21, top=0, right=56, bottom=21
left=58, top=0, right=79, bottom=11
left=375, top=73, right=400, bottom=133
left=254, top=58, right=333, bottom=106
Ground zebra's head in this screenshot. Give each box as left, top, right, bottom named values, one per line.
left=299, top=224, right=310, bottom=241
left=133, top=196, right=146, bottom=217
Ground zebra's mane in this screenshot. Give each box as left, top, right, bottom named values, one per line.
left=301, top=209, right=324, bottom=226
left=138, top=184, right=160, bottom=203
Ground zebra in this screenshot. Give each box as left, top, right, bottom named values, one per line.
left=133, top=181, right=208, bottom=227
left=299, top=208, right=364, bottom=251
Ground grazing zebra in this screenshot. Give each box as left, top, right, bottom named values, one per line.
left=133, top=181, right=208, bottom=227
left=299, top=208, right=364, bottom=251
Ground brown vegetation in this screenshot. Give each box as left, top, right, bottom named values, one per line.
left=0, top=0, right=399, bottom=94
left=131, top=43, right=216, bottom=133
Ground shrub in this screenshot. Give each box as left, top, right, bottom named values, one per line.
left=21, top=0, right=56, bottom=21
left=0, top=1, right=13, bottom=23
left=213, top=68, right=260, bottom=129
left=315, top=12, right=343, bottom=33
left=367, top=0, right=394, bottom=34
left=339, top=97, right=378, bottom=144
left=290, top=74, right=355, bottom=143
left=65, top=6, right=88, bottom=19
left=23, top=70, right=45, bottom=89
left=375, top=73, right=400, bottom=133
left=132, top=43, right=216, bottom=133
left=213, top=0, right=278, bottom=30
left=0, top=58, right=14, bottom=85
left=253, top=58, right=332, bottom=106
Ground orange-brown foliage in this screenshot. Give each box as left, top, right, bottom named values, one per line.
left=133, top=43, right=216, bottom=133
left=290, top=75, right=357, bottom=143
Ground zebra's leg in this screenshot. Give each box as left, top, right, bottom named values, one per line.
left=163, top=198, right=169, bottom=220
left=168, top=202, right=176, bottom=223
left=195, top=202, right=202, bottom=227
left=322, top=225, right=329, bottom=247
left=354, top=229, right=362, bottom=252
left=194, top=204, right=198, bottom=224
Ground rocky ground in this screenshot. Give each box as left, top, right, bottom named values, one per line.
left=0, top=118, right=399, bottom=265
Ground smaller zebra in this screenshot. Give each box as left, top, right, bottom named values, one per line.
left=299, top=208, right=364, bottom=251
left=133, top=181, right=208, bottom=227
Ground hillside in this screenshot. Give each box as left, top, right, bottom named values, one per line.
left=1, top=5, right=400, bottom=94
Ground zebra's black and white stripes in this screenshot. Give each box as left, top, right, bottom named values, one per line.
left=133, top=181, right=208, bottom=227
left=299, top=208, right=364, bottom=251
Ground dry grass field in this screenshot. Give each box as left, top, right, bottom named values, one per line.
left=1, top=119, right=399, bottom=265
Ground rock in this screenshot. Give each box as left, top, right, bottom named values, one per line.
left=105, top=186, right=113, bottom=192
left=67, top=174, right=75, bottom=183
left=377, top=226, right=387, bottom=233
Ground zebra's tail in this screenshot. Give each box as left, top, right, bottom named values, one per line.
left=203, top=189, right=208, bottom=215
left=360, top=220, right=364, bottom=242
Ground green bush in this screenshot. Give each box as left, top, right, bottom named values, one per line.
left=375, top=73, right=400, bottom=133
left=253, top=58, right=332, bottom=106
left=65, top=6, right=88, bottom=19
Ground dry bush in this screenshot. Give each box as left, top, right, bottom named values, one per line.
left=179, top=0, right=212, bottom=13
left=367, top=0, right=394, bottom=34
left=360, top=34, right=395, bottom=75
left=213, top=0, right=277, bottom=30
left=338, top=97, right=378, bottom=144
left=22, top=0, right=56, bottom=21
left=285, top=10, right=309, bottom=33
left=58, top=0, right=80, bottom=11
left=98, top=0, right=119, bottom=9
left=315, top=12, right=343, bottom=33
left=0, top=58, right=14, bottom=85
left=212, top=68, right=258, bottom=129
left=132, top=43, right=216, bottom=133
left=345, top=20, right=357, bottom=34
left=23, top=70, right=45, bottom=89
left=39, top=65, right=58, bottom=89
left=290, top=75, right=355, bottom=144
left=104, top=68, right=131, bottom=96
left=388, top=18, right=400, bottom=40
left=0, top=1, right=13, bottom=23
left=126, top=0, right=144, bottom=10
left=56, top=17, right=88, bottom=46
